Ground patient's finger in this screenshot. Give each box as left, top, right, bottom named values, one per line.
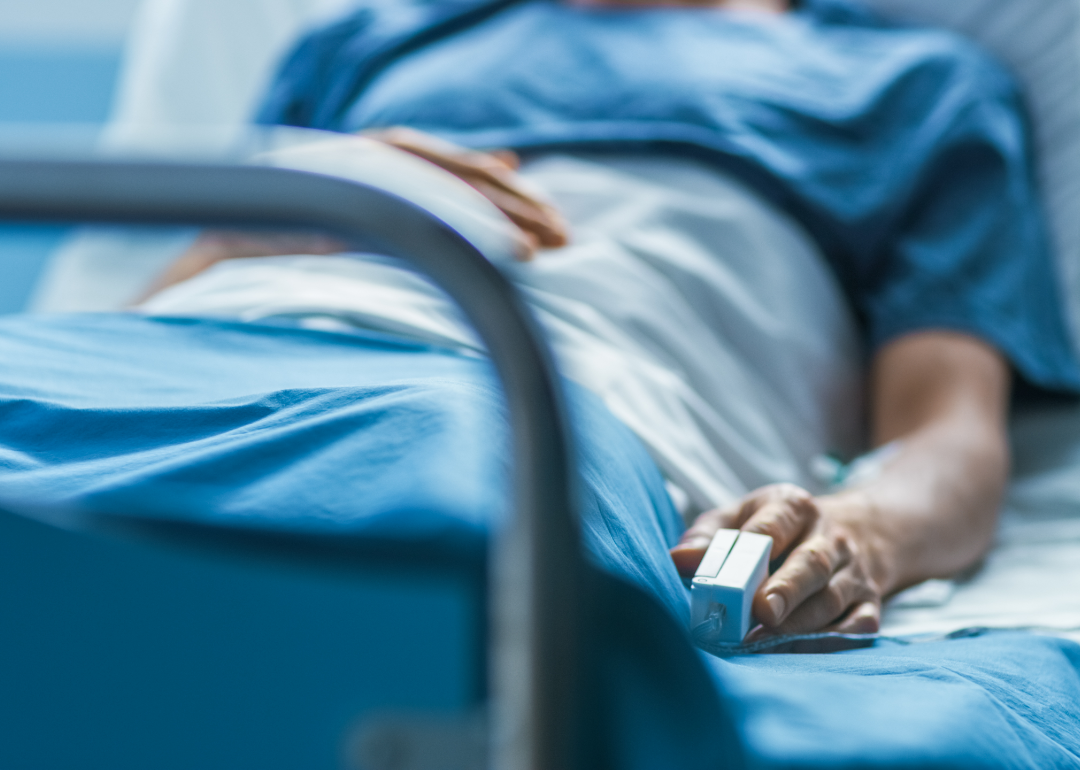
left=446, top=155, right=566, bottom=233
left=491, top=150, right=521, bottom=169
left=362, top=127, right=493, bottom=168
left=738, top=484, right=818, bottom=559
left=469, top=179, right=569, bottom=249
left=369, top=128, right=531, bottom=203
left=754, top=533, right=851, bottom=627
left=670, top=483, right=814, bottom=576
left=406, top=151, right=569, bottom=250
left=830, top=600, right=881, bottom=635
left=377, top=130, right=519, bottom=176
left=669, top=503, right=742, bottom=575
left=768, top=563, right=867, bottom=634
left=365, top=127, right=569, bottom=250
left=430, top=148, right=520, bottom=181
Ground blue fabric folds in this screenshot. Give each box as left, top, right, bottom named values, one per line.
left=0, top=313, right=689, bottom=622
left=3, top=313, right=1080, bottom=767
left=712, top=632, right=1080, bottom=769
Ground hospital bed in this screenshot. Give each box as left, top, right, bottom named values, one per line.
left=0, top=133, right=599, bottom=770
left=7, top=0, right=1080, bottom=767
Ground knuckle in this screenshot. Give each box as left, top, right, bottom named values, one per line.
left=821, top=587, right=847, bottom=620
left=751, top=507, right=799, bottom=544
left=776, top=483, right=813, bottom=504
left=738, top=492, right=762, bottom=515
left=832, top=530, right=854, bottom=561
left=764, top=483, right=797, bottom=501
left=842, top=565, right=882, bottom=606
left=751, top=483, right=785, bottom=503
left=718, top=508, right=741, bottom=528
left=780, top=502, right=808, bottom=530
left=778, top=484, right=819, bottom=522
left=684, top=518, right=721, bottom=540
left=755, top=497, right=804, bottom=529
left=861, top=577, right=883, bottom=603
left=475, top=158, right=509, bottom=178
left=800, top=543, right=834, bottom=578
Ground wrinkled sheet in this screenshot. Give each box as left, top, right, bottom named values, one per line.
left=712, top=633, right=1080, bottom=769
left=2, top=312, right=1080, bottom=767
left=0, top=313, right=690, bottom=622
left=882, top=400, right=1080, bottom=642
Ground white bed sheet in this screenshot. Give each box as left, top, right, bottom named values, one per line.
left=882, top=403, right=1080, bottom=641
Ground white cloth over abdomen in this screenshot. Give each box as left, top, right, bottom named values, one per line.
left=141, top=153, right=864, bottom=515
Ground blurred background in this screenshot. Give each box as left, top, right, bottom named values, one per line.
left=0, top=0, right=139, bottom=314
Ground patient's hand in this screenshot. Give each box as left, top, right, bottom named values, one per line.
left=363, top=127, right=569, bottom=258
left=136, top=231, right=344, bottom=302
left=670, top=484, right=886, bottom=636
left=140, top=129, right=569, bottom=300
left=670, top=333, right=1010, bottom=639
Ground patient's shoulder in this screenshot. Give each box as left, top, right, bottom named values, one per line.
left=838, top=20, right=1024, bottom=115
left=806, top=0, right=1022, bottom=104
left=257, top=0, right=511, bottom=129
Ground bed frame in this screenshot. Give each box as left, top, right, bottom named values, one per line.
left=0, top=154, right=602, bottom=770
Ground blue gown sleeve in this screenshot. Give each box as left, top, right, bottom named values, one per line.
left=255, top=7, right=380, bottom=129
left=854, top=51, right=1080, bottom=394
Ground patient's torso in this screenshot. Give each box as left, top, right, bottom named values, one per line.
left=287, top=0, right=1080, bottom=398
left=141, top=153, right=864, bottom=514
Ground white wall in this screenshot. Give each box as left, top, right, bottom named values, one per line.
left=0, top=0, right=142, bottom=45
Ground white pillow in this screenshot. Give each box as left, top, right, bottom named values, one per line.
left=29, top=0, right=357, bottom=312
left=862, top=0, right=1080, bottom=358
left=110, top=0, right=356, bottom=131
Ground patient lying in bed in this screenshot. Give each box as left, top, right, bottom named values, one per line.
left=62, top=0, right=1080, bottom=639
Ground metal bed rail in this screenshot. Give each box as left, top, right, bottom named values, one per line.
left=0, top=156, right=585, bottom=770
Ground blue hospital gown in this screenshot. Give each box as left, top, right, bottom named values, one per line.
left=260, top=0, right=1080, bottom=395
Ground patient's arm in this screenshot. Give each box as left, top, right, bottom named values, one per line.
left=134, top=231, right=344, bottom=303
left=671, top=330, right=1010, bottom=635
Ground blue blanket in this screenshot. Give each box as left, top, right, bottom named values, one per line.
left=0, top=313, right=689, bottom=618
left=2, top=313, right=1079, bottom=768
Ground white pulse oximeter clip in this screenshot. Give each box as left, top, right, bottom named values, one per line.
left=690, top=529, right=773, bottom=644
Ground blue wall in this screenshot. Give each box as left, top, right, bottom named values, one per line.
left=0, top=46, right=122, bottom=313
left=0, top=46, right=121, bottom=124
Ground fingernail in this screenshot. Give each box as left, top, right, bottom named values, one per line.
left=766, top=593, right=786, bottom=623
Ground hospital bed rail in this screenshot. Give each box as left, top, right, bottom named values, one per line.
left=0, top=154, right=584, bottom=770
